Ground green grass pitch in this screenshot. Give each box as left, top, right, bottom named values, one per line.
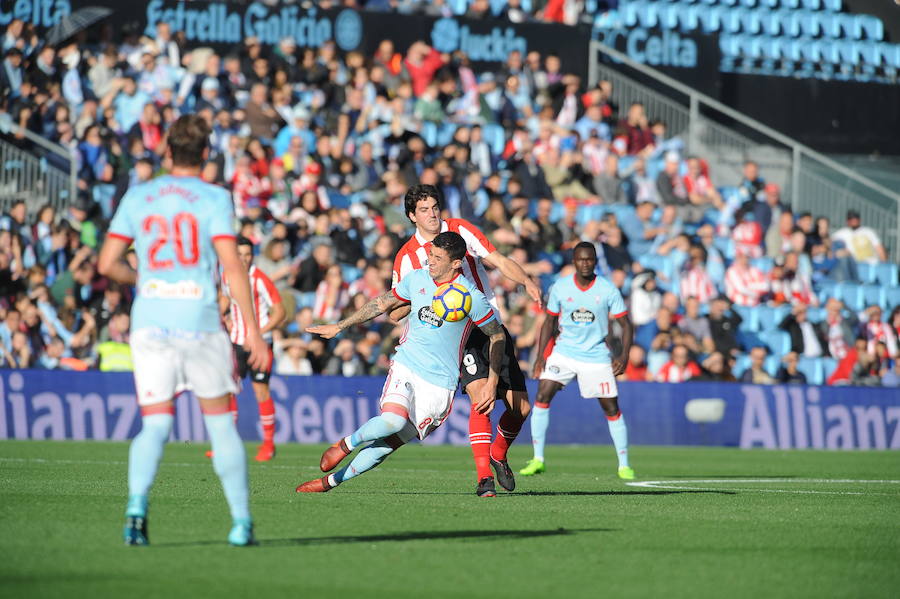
left=1, top=441, right=898, bottom=599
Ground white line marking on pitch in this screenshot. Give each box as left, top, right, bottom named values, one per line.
left=627, top=479, right=900, bottom=496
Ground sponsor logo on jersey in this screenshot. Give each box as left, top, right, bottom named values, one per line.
left=417, top=306, right=444, bottom=328
left=571, top=308, right=596, bottom=324
left=140, top=279, right=204, bottom=300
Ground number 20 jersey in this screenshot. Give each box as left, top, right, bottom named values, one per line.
left=108, top=175, right=236, bottom=333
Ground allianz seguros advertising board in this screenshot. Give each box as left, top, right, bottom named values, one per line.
left=2, top=370, right=898, bottom=451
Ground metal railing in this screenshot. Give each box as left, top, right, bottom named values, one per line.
left=588, top=40, right=900, bottom=262
left=0, top=113, right=76, bottom=216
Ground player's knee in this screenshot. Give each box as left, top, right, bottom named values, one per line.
left=599, top=397, right=619, bottom=416
left=380, top=412, right=408, bottom=435
left=384, top=433, right=406, bottom=450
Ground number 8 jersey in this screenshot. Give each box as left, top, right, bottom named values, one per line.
left=107, top=175, right=236, bottom=333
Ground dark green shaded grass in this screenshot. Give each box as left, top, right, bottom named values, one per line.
left=1, top=441, right=898, bottom=598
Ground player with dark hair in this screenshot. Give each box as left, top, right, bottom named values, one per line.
left=98, top=114, right=268, bottom=546
left=393, top=183, right=542, bottom=497
left=521, top=242, right=636, bottom=480
left=296, top=231, right=506, bottom=493
left=220, top=236, right=285, bottom=462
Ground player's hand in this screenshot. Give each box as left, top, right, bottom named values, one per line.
left=525, top=279, right=543, bottom=308
left=611, top=357, right=626, bottom=377
left=531, top=358, right=545, bottom=380
left=306, top=324, right=341, bottom=339
left=473, top=383, right=498, bottom=415
left=244, top=331, right=271, bottom=372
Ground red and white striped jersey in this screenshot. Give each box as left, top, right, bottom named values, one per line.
left=223, top=265, right=282, bottom=344
left=731, top=221, right=763, bottom=259
left=866, top=320, right=898, bottom=357
left=725, top=264, right=769, bottom=307
left=393, top=218, right=501, bottom=319
left=655, top=361, right=701, bottom=383
left=680, top=266, right=716, bottom=304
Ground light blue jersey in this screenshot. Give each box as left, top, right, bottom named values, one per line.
left=546, top=274, right=627, bottom=363
left=392, top=269, right=495, bottom=389
left=108, top=175, right=235, bottom=333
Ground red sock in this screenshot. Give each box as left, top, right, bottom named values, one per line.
left=491, top=410, right=524, bottom=462
left=468, top=409, right=493, bottom=480
left=259, top=397, right=275, bottom=445
left=229, top=395, right=238, bottom=424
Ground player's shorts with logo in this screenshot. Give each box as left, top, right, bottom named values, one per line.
left=130, top=328, right=238, bottom=405
left=459, top=324, right=527, bottom=394
left=540, top=351, right=618, bottom=399
left=233, top=342, right=273, bottom=384
left=380, top=360, right=455, bottom=440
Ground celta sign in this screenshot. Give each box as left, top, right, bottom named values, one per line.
left=0, top=0, right=71, bottom=27
left=599, top=27, right=699, bottom=68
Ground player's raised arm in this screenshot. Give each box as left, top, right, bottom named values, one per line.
left=215, top=237, right=269, bottom=372
left=308, top=289, right=408, bottom=339
left=482, top=250, right=543, bottom=308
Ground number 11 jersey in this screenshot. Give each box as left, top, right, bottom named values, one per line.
left=108, top=175, right=236, bottom=333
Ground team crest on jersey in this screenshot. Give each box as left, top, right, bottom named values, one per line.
left=418, top=306, right=444, bottom=328
left=571, top=308, right=596, bottom=324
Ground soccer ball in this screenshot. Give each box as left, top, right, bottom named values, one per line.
left=432, top=282, right=472, bottom=322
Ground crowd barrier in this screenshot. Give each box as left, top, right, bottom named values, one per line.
left=1, top=371, right=897, bottom=450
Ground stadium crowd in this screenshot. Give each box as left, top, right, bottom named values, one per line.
left=0, top=9, right=898, bottom=387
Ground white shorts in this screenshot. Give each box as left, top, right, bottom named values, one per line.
left=380, top=361, right=455, bottom=440
left=540, top=351, right=618, bottom=399
left=130, top=328, right=239, bottom=406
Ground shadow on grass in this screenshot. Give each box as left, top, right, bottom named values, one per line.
left=156, top=527, right=614, bottom=548
left=654, top=475, right=801, bottom=479
left=515, top=490, right=736, bottom=497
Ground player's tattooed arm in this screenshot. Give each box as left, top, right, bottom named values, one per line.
left=480, top=319, right=506, bottom=381
left=308, top=290, right=406, bottom=339
left=472, top=318, right=506, bottom=414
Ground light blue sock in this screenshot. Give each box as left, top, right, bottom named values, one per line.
left=330, top=440, right=395, bottom=486
left=126, top=413, right=173, bottom=516
left=607, top=413, right=629, bottom=468
left=346, top=413, right=407, bottom=450
left=204, top=413, right=251, bottom=522
left=530, top=405, right=550, bottom=461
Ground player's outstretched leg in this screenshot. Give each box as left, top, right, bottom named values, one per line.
left=600, top=397, right=634, bottom=480
left=299, top=438, right=399, bottom=493
left=320, top=411, right=407, bottom=472
left=124, top=406, right=174, bottom=546
left=203, top=403, right=254, bottom=546
left=490, top=391, right=530, bottom=491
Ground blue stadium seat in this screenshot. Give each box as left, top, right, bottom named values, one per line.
left=731, top=306, right=759, bottom=331
left=817, top=280, right=838, bottom=301
left=856, top=262, right=878, bottom=283
left=699, top=6, right=723, bottom=33
left=436, top=123, right=458, bottom=146
left=421, top=121, right=438, bottom=147
left=760, top=330, right=791, bottom=355
left=481, top=123, right=506, bottom=156
left=838, top=283, right=865, bottom=311
left=764, top=355, right=780, bottom=377
left=758, top=305, right=790, bottom=331
left=752, top=257, right=774, bottom=273
left=448, top=0, right=468, bottom=15
left=739, top=0, right=759, bottom=7
left=738, top=330, right=765, bottom=350
left=875, top=263, right=899, bottom=287
left=821, top=0, right=840, bottom=11
left=722, top=9, right=743, bottom=34
left=638, top=2, right=660, bottom=28
left=647, top=351, right=671, bottom=378
left=732, top=354, right=750, bottom=378
left=759, top=0, right=778, bottom=7
left=800, top=11, right=823, bottom=38
left=855, top=15, right=884, bottom=41
left=801, top=0, right=823, bottom=11
left=806, top=306, right=826, bottom=323
left=887, top=287, right=900, bottom=309
left=862, top=284, right=886, bottom=309
left=779, top=9, right=802, bottom=37
left=821, top=357, right=838, bottom=381
left=658, top=4, right=680, bottom=29
left=797, top=357, right=824, bottom=385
